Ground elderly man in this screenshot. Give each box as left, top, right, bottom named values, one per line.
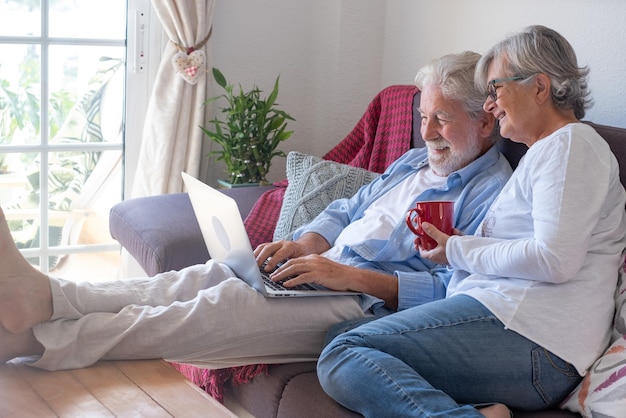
left=1, top=51, right=511, bottom=371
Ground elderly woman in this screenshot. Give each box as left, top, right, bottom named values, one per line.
left=317, top=25, right=626, bottom=418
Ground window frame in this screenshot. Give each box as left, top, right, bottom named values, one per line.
left=0, top=0, right=161, bottom=275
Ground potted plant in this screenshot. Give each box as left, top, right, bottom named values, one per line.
left=201, top=68, right=295, bottom=187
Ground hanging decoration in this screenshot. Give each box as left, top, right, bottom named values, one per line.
left=171, top=29, right=212, bottom=85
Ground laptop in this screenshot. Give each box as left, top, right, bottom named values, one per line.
left=181, top=172, right=361, bottom=298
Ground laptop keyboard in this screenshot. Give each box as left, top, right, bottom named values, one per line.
left=259, top=262, right=317, bottom=291
left=261, top=274, right=317, bottom=291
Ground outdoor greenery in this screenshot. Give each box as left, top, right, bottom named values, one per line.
left=1, top=56, right=121, bottom=207
left=0, top=54, right=122, bottom=257
left=0, top=0, right=126, bottom=271
left=201, top=68, right=295, bottom=185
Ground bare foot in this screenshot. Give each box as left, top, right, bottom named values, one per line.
left=0, top=207, right=53, bottom=333
left=478, top=403, right=512, bottom=418
left=0, top=324, right=43, bottom=363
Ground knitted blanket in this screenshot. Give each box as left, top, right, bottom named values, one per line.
left=172, top=84, right=418, bottom=402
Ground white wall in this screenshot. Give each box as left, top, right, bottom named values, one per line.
left=206, top=0, right=387, bottom=184
left=205, top=0, right=626, bottom=184
left=383, top=0, right=626, bottom=128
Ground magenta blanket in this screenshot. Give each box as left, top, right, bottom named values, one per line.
left=173, top=84, right=418, bottom=402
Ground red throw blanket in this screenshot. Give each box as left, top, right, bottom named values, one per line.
left=172, top=84, right=419, bottom=402
left=245, top=84, right=418, bottom=248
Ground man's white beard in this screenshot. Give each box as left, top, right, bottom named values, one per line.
left=427, top=138, right=484, bottom=177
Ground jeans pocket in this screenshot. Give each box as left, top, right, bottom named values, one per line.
left=531, top=347, right=582, bottom=407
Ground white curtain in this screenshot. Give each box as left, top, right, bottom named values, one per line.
left=132, top=0, right=215, bottom=197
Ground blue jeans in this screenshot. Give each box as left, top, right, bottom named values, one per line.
left=317, top=295, right=581, bottom=418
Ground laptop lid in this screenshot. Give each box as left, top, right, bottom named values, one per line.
left=182, top=172, right=269, bottom=295
left=181, top=172, right=360, bottom=298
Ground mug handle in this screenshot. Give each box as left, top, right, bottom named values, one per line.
left=405, top=208, right=424, bottom=236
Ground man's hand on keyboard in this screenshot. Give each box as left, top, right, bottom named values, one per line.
left=254, top=232, right=332, bottom=273
left=268, top=255, right=358, bottom=292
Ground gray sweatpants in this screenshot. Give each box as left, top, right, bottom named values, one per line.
left=30, top=260, right=366, bottom=370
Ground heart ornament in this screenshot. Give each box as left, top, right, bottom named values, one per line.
left=172, top=49, right=206, bottom=85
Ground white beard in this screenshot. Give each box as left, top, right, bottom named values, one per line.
left=427, top=137, right=484, bottom=177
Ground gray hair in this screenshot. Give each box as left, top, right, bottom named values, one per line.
left=475, top=25, right=592, bottom=119
left=415, top=51, right=487, bottom=120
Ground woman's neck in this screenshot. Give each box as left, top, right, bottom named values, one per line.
left=526, top=108, right=578, bottom=147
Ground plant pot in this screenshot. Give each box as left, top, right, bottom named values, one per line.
left=217, top=179, right=260, bottom=189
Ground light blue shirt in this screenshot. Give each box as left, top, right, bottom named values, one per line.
left=293, top=144, right=512, bottom=313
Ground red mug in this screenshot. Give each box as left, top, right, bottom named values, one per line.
left=405, top=201, right=454, bottom=250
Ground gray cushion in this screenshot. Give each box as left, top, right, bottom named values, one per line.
left=109, top=193, right=207, bottom=276
left=109, top=186, right=276, bottom=275
left=273, top=152, right=379, bottom=241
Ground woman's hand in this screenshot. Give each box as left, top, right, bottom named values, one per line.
left=417, top=222, right=462, bottom=265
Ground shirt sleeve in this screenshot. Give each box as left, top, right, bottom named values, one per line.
left=448, top=128, right=613, bottom=283
left=396, top=267, right=450, bottom=310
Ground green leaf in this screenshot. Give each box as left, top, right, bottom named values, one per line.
left=266, top=76, right=280, bottom=109
left=201, top=68, right=295, bottom=183
left=212, top=68, right=228, bottom=88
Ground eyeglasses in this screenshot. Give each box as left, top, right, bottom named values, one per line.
left=487, top=76, right=525, bottom=101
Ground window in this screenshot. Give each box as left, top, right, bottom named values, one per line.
left=0, top=0, right=134, bottom=280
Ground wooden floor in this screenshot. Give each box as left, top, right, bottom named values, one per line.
left=0, top=359, right=237, bottom=417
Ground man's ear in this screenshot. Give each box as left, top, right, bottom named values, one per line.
left=480, top=112, right=497, bottom=138
left=534, top=73, right=552, bottom=105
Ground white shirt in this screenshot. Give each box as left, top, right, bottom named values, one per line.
left=323, top=168, right=447, bottom=260
left=447, top=123, right=626, bottom=375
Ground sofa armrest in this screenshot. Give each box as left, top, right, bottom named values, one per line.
left=109, top=185, right=277, bottom=276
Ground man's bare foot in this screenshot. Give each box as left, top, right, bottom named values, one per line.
left=0, top=207, right=53, bottom=333
left=0, top=324, right=43, bottom=363
left=478, top=403, right=512, bottom=418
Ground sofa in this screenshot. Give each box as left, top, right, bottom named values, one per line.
left=109, top=86, right=626, bottom=418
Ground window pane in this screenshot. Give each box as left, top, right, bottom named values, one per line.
left=1, top=0, right=131, bottom=278
left=46, top=149, right=122, bottom=247
left=48, top=45, right=124, bottom=144
left=0, top=151, right=35, bottom=203
left=0, top=44, right=42, bottom=146
left=7, top=148, right=122, bottom=269
left=0, top=0, right=41, bottom=37
left=49, top=0, right=126, bottom=39
left=3, top=150, right=41, bottom=242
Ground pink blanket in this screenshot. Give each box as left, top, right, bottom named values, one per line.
left=172, top=84, right=419, bottom=402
